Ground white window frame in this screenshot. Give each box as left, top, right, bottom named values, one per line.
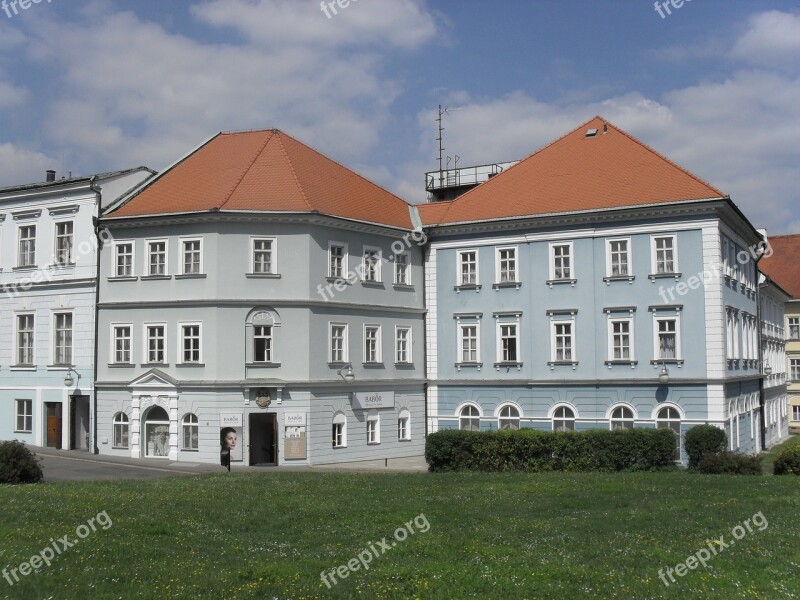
left=366, top=413, right=380, bottom=444
left=329, top=323, right=349, bottom=363
left=550, top=317, right=576, bottom=363
left=328, top=241, right=348, bottom=279
left=549, top=241, right=573, bottom=281
left=182, top=413, right=199, bottom=451
left=332, top=412, right=347, bottom=448
left=52, top=310, right=74, bottom=366
left=361, top=246, right=382, bottom=282
left=653, top=315, right=681, bottom=362
left=394, top=252, right=409, bottom=285
left=496, top=321, right=520, bottom=364
left=113, top=240, right=135, bottom=277
left=253, top=324, right=274, bottom=363
left=363, top=324, right=382, bottom=364
left=606, top=237, right=631, bottom=277
left=251, top=237, right=277, bottom=275
left=458, top=403, right=482, bottom=431
left=17, top=224, right=36, bottom=268
left=551, top=404, right=576, bottom=432
left=788, top=317, right=799, bottom=340
left=110, top=323, right=133, bottom=364
left=609, top=404, right=636, bottom=430
left=457, top=249, right=479, bottom=286
left=15, top=399, right=33, bottom=433
left=497, top=403, right=521, bottom=430
left=145, top=239, right=169, bottom=276
left=790, top=359, right=800, bottom=382
left=458, top=323, right=480, bottom=364
left=398, top=409, right=411, bottom=440
left=15, top=312, right=35, bottom=366
left=495, top=246, right=518, bottom=284
left=395, top=326, right=412, bottom=364
left=651, top=234, right=678, bottom=275
left=53, top=220, right=74, bottom=266
left=180, top=237, right=203, bottom=275
left=178, top=321, right=203, bottom=364
left=607, top=317, right=634, bottom=362
left=112, top=412, right=129, bottom=448
left=143, top=322, right=167, bottom=365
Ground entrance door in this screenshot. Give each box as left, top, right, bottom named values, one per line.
left=45, top=403, right=62, bottom=449
left=70, top=395, right=90, bottom=450
left=248, top=413, right=278, bottom=465
left=143, top=406, right=171, bottom=458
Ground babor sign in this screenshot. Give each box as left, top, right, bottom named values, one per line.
left=219, top=413, right=243, bottom=427
left=284, top=412, right=306, bottom=426
left=352, top=391, right=395, bottom=410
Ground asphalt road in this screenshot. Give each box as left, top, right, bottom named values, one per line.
left=38, top=451, right=219, bottom=482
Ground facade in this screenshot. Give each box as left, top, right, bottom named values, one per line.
left=759, top=275, right=790, bottom=448
left=419, top=116, right=775, bottom=464
left=95, top=130, right=426, bottom=466
left=0, top=168, right=154, bottom=451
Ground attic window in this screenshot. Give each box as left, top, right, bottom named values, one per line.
left=585, top=128, right=598, bottom=138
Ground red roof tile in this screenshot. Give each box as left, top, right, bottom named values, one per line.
left=107, top=130, right=413, bottom=229
left=420, top=116, right=726, bottom=226
left=759, top=234, right=800, bottom=298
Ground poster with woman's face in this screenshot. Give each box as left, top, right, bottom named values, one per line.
left=220, top=427, right=243, bottom=462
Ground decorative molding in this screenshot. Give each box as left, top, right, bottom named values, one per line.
left=12, top=209, right=41, bottom=221
left=48, top=204, right=80, bottom=217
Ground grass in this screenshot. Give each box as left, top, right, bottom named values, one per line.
left=0, top=471, right=798, bottom=599
left=760, top=434, right=800, bottom=474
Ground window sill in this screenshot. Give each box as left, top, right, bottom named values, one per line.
left=361, top=281, right=384, bottom=288
left=14, top=430, right=33, bottom=434
left=455, top=362, right=483, bottom=371
left=141, top=363, right=169, bottom=368
left=246, top=362, right=281, bottom=368
left=175, top=273, right=207, bottom=280
left=367, top=442, right=381, bottom=446
left=326, top=276, right=350, bottom=283
left=181, top=449, right=199, bottom=453
left=493, top=281, right=521, bottom=290
left=651, top=359, right=684, bottom=366
left=246, top=273, right=281, bottom=279
left=10, top=365, right=36, bottom=371
left=112, top=446, right=129, bottom=450
left=50, top=263, right=76, bottom=269
left=648, top=272, right=682, bottom=281
left=546, top=278, right=576, bottom=287
left=548, top=361, right=578, bottom=368
left=362, top=362, right=385, bottom=368
left=13, top=266, right=38, bottom=272
left=605, top=360, right=638, bottom=368
left=332, top=445, right=347, bottom=450
left=603, top=275, right=635, bottom=284
left=141, top=275, right=172, bottom=281
left=392, top=283, right=415, bottom=290
left=454, top=284, right=482, bottom=292
left=47, top=364, right=73, bottom=370
left=108, top=363, right=135, bottom=368
left=108, top=276, right=138, bottom=282
left=176, top=362, right=205, bottom=367
left=398, top=438, right=412, bottom=442
left=494, top=362, right=523, bottom=371
left=394, top=362, right=415, bottom=368
left=328, top=362, right=349, bottom=368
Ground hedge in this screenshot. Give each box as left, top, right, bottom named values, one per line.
left=425, top=428, right=677, bottom=472
left=684, top=425, right=727, bottom=469
left=0, top=441, right=43, bottom=484
left=773, top=444, right=800, bottom=475
left=696, top=451, right=762, bottom=475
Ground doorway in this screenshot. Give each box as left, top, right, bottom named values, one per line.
left=44, top=403, right=62, bottom=449
left=143, top=406, right=171, bottom=458
left=70, top=395, right=90, bottom=450
left=249, top=413, right=278, bottom=465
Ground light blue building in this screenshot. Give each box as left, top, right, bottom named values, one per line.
left=419, top=117, right=780, bottom=463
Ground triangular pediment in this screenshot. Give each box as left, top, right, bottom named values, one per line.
left=128, top=368, right=178, bottom=389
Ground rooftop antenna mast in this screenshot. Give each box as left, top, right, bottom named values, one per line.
left=436, top=104, right=462, bottom=189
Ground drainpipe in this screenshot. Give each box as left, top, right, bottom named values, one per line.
left=755, top=249, right=766, bottom=452
left=90, top=176, right=102, bottom=454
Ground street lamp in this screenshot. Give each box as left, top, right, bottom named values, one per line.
left=658, top=363, right=670, bottom=385
left=64, top=367, right=79, bottom=388
left=337, top=363, right=355, bottom=383
left=763, top=360, right=773, bottom=376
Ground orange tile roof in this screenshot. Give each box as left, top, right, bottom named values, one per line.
left=759, top=234, right=800, bottom=298
left=420, top=116, right=726, bottom=226
left=107, top=130, right=413, bottom=229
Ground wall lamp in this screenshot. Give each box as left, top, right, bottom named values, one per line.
left=763, top=360, right=773, bottom=376
left=658, top=363, right=670, bottom=385
left=337, top=363, right=355, bottom=383
left=64, top=367, right=80, bottom=388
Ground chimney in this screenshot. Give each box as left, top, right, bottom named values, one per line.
left=46, top=170, right=56, bottom=182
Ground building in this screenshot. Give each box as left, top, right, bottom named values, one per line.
left=95, top=130, right=426, bottom=466
left=759, top=234, right=800, bottom=434
left=758, top=273, right=790, bottom=447
left=418, top=116, right=774, bottom=464
left=0, top=168, right=154, bottom=451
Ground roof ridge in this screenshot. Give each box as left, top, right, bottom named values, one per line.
left=273, top=133, right=314, bottom=213
left=217, top=131, right=279, bottom=211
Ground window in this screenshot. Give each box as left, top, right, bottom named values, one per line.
left=496, top=247, right=517, bottom=283
left=181, top=324, right=201, bottom=363
left=607, top=238, right=629, bottom=277
left=459, top=324, right=479, bottom=363
left=394, top=253, right=409, bottom=285
left=553, top=322, right=574, bottom=362
left=498, top=405, right=520, bottom=430
left=791, top=359, right=800, bottom=381
left=146, top=325, right=165, bottom=364
left=252, top=238, right=275, bottom=274
left=115, top=242, right=133, bottom=277
left=550, top=243, right=572, bottom=280
left=652, top=235, right=677, bottom=274
left=362, top=247, right=381, bottom=282
left=18, top=225, right=36, bottom=267
left=793, top=405, right=800, bottom=421
left=789, top=317, right=799, bottom=340
left=182, top=414, right=199, bottom=450
left=657, top=407, right=681, bottom=461
left=113, top=412, right=129, bottom=448
left=16, top=314, right=34, bottom=365
left=364, top=325, right=381, bottom=363
left=329, top=324, right=348, bottom=363
left=553, top=406, right=575, bottom=432
left=254, top=325, right=273, bottom=363
left=398, top=409, right=411, bottom=440
left=610, top=406, right=634, bottom=430
left=182, top=239, right=202, bottom=275
left=113, top=325, right=132, bottom=364
left=655, top=317, right=679, bottom=360
left=458, top=250, right=478, bottom=285
left=332, top=413, right=347, bottom=448
left=395, top=327, right=411, bottom=363
left=609, top=319, right=632, bottom=361
left=54, top=221, right=73, bottom=266
left=53, top=312, right=73, bottom=365
left=328, top=243, right=347, bottom=279
left=459, top=405, right=480, bottom=431
left=499, top=323, right=518, bottom=362
left=147, top=240, right=167, bottom=276
left=15, top=399, right=32, bottom=432
left=366, top=414, right=380, bottom=444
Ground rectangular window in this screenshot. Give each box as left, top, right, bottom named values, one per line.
left=254, top=325, right=273, bottom=363
left=366, top=416, right=380, bottom=444
left=394, top=253, right=409, bottom=285
left=182, top=239, right=202, bottom=275
left=330, top=324, right=347, bottom=363
left=332, top=422, right=345, bottom=448
left=17, top=314, right=34, bottom=366
left=15, top=399, right=32, bottom=432
left=459, top=250, right=477, bottom=285
left=653, top=235, right=677, bottom=274
left=656, top=318, right=679, bottom=360
left=497, top=247, right=517, bottom=283
left=607, top=238, right=629, bottom=277
left=53, top=312, right=73, bottom=365
left=54, top=221, right=73, bottom=266
left=146, top=325, right=165, bottom=364
left=398, top=416, right=410, bottom=441
left=793, top=405, right=800, bottom=421
left=395, top=327, right=411, bottom=364
left=610, top=319, right=632, bottom=360
left=113, top=325, right=132, bottom=364
left=329, top=243, right=346, bottom=279
left=18, top=225, right=36, bottom=267
left=551, top=243, right=572, bottom=280
left=148, top=241, right=167, bottom=276
left=791, top=359, right=800, bottom=381
left=459, top=324, right=479, bottom=363
left=181, top=324, right=201, bottom=363
left=362, top=247, right=381, bottom=282
left=789, top=317, right=799, bottom=340
left=115, top=242, right=133, bottom=277
left=364, top=325, right=381, bottom=363
left=252, top=238, right=274, bottom=274
left=500, top=323, right=518, bottom=362
left=554, top=322, right=573, bottom=361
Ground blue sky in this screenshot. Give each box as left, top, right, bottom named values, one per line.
left=0, top=0, right=798, bottom=234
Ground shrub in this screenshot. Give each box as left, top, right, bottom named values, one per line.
left=696, top=451, right=762, bottom=475
left=773, top=444, right=800, bottom=475
left=425, top=428, right=676, bottom=473
left=684, top=425, right=727, bottom=469
left=0, top=441, right=43, bottom=484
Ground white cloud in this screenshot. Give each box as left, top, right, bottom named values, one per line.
left=0, top=143, right=56, bottom=187
left=732, top=10, right=800, bottom=66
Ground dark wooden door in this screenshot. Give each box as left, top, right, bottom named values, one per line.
left=46, top=403, right=62, bottom=449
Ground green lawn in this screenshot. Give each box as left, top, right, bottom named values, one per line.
left=1, top=471, right=798, bottom=599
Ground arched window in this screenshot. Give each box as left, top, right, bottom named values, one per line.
left=498, top=405, right=520, bottom=430
left=397, top=409, right=411, bottom=441
left=182, top=413, right=199, bottom=450
left=113, top=412, right=129, bottom=448
left=657, top=406, right=681, bottom=461
left=553, top=406, right=575, bottom=432
left=610, top=406, right=635, bottom=430
left=459, top=405, right=481, bottom=431
left=332, top=412, right=347, bottom=448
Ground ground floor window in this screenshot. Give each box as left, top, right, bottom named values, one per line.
left=610, top=406, right=635, bottom=430
left=398, top=409, right=411, bottom=440
left=498, top=405, right=520, bottom=430
left=459, top=405, right=480, bottom=431
left=657, top=406, right=681, bottom=461
left=113, top=412, right=129, bottom=448
left=367, top=415, right=380, bottom=444
left=332, top=413, right=347, bottom=448
left=182, top=413, right=199, bottom=450
left=553, top=406, right=575, bottom=432
left=15, top=399, right=32, bottom=433
left=793, top=405, right=800, bottom=421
